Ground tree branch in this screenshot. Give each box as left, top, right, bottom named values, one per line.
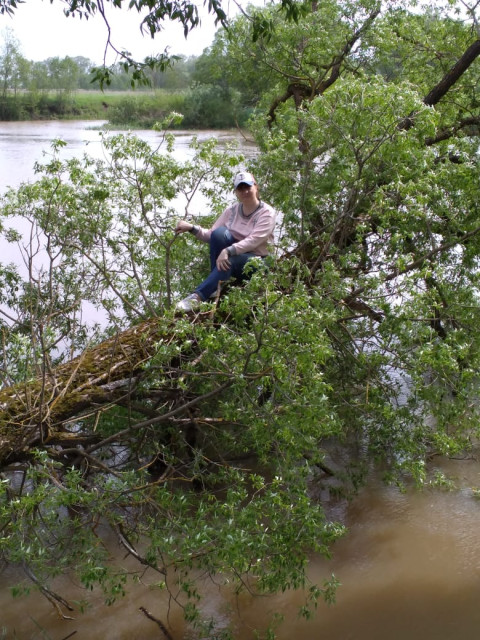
left=400, top=38, right=480, bottom=131
left=423, top=39, right=480, bottom=107
left=139, top=606, right=174, bottom=640
left=425, top=115, right=480, bottom=145
left=267, top=7, right=381, bottom=125
left=344, top=224, right=480, bottom=306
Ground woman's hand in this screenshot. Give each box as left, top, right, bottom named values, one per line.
left=175, top=220, right=193, bottom=234
left=216, top=249, right=231, bottom=271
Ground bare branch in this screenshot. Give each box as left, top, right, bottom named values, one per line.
left=139, top=606, right=174, bottom=640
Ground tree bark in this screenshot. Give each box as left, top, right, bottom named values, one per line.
left=0, top=314, right=187, bottom=466
left=423, top=39, right=480, bottom=107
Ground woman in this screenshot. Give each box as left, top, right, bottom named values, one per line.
left=174, top=171, right=276, bottom=311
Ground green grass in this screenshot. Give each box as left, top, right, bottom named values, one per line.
left=0, top=90, right=188, bottom=124
left=72, top=90, right=187, bottom=123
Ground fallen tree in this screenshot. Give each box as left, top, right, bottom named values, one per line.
left=0, top=315, right=167, bottom=465
left=1, top=2, right=480, bottom=638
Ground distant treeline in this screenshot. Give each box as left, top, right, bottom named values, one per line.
left=0, top=28, right=256, bottom=128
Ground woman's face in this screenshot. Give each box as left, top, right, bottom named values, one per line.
left=235, top=182, right=259, bottom=201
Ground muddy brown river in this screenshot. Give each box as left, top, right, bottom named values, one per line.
left=1, top=455, right=479, bottom=639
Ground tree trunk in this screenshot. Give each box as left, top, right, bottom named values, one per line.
left=0, top=314, right=186, bottom=466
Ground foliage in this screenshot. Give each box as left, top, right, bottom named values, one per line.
left=1, top=0, right=480, bottom=637
left=182, top=83, right=248, bottom=128
left=0, top=0, right=306, bottom=86
left=107, top=91, right=186, bottom=126
left=0, top=118, right=239, bottom=337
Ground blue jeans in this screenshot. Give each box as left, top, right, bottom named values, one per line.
left=195, top=227, right=261, bottom=301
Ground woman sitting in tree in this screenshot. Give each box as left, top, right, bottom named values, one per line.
left=175, top=171, right=277, bottom=311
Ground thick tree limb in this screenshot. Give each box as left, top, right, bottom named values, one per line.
left=267, top=7, right=381, bottom=125
left=423, top=39, right=480, bottom=107
left=425, top=115, right=480, bottom=145
left=0, top=314, right=198, bottom=466
left=400, top=38, right=480, bottom=131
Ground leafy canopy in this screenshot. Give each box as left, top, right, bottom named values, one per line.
left=1, top=0, right=312, bottom=86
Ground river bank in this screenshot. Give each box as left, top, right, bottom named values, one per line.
left=0, top=89, right=252, bottom=129
left=1, top=90, right=187, bottom=126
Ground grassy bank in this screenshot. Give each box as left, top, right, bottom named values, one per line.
left=74, top=90, right=186, bottom=125
left=0, top=89, right=252, bottom=129
left=0, top=90, right=186, bottom=126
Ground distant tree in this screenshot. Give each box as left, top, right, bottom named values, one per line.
left=44, top=56, right=80, bottom=95
left=0, top=27, right=24, bottom=97
left=96, top=61, right=133, bottom=90
left=15, top=54, right=31, bottom=88
left=28, top=59, right=50, bottom=92
left=1, top=0, right=309, bottom=85
left=146, top=54, right=196, bottom=90
left=73, top=55, right=97, bottom=89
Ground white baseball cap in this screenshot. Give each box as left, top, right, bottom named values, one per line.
left=234, top=171, right=256, bottom=188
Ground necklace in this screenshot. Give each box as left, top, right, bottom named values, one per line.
left=241, top=200, right=262, bottom=217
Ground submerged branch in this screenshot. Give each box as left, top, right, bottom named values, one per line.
left=139, top=607, right=174, bottom=640
left=23, top=563, right=75, bottom=619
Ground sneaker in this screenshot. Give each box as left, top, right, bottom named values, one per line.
left=176, top=293, right=201, bottom=312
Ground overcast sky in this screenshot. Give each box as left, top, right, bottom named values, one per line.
left=2, top=0, right=230, bottom=63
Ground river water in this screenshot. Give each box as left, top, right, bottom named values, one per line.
left=1, top=121, right=479, bottom=640
left=0, top=120, right=258, bottom=192
left=2, top=456, right=480, bottom=639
